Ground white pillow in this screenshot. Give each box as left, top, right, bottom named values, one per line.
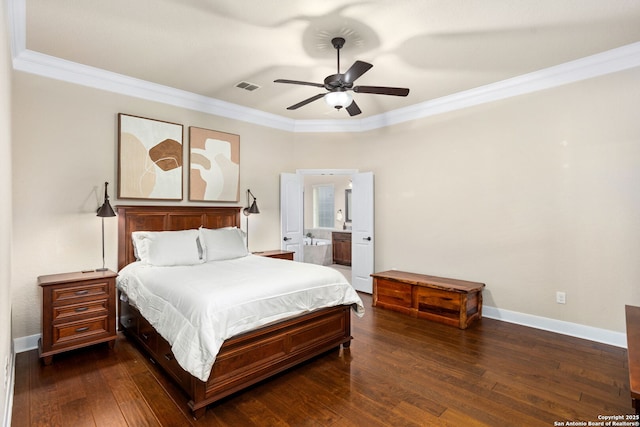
left=199, top=227, right=248, bottom=261
left=224, top=226, right=247, bottom=246
left=132, top=229, right=203, bottom=266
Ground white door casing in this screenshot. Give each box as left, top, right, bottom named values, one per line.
left=280, top=170, right=374, bottom=293
left=280, top=173, right=303, bottom=261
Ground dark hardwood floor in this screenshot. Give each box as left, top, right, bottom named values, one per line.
left=12, top=293, right=634, bottom=426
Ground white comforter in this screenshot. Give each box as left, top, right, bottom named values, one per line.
left=117, top=255, right=365, bottom=381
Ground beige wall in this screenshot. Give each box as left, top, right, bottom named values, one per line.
left=291, top=68, right=640, bottom=332
left=11, top=72, right=295, bottom=338
left=10, top=57, right=640, bottom=347
left=1, top=0, right=13, bottom=423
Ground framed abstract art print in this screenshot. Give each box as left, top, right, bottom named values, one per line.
left=117, top=114, right=183, bottom=200
left=189, top=127, right=240, bottom=202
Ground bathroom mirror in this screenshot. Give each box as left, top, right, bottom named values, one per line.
left=345, top=189, right=352, bottom=222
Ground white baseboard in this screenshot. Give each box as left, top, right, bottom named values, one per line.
left=4, top=334, right=38, bottom=427
left=13, top=334, right=39, bottom=354
left=483, top=305, right=627, bottom=348
left=2, top=346, right=15, bottom=427
left=11, top=308, right=627, bottom=358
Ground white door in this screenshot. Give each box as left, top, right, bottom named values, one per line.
left=351, top=172, right=374, bottom=293
left=280, top=173, right=304, bottom=261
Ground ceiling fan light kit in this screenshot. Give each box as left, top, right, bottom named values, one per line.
left=324, top=91, right=353, bottom=109
left=275, top=37, right=409, bottom=117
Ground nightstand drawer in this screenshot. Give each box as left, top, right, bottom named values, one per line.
left=53, top=299, right=109, bottom=321
left=52, top=281, right=110, bottom=304
left=53, top=316, right=109, bottom=346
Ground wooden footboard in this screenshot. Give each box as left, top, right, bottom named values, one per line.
left=119, top=296, right=353, bottom=419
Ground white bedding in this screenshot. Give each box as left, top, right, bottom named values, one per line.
left=117, top=254, right=365, bottom=382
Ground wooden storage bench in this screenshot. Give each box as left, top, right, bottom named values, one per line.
left=371, top=270, right=485, bottom=329
left=625, top=305, right=640, bottom=415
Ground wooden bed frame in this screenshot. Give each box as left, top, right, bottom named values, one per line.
left=116, top=205, right=353, bottom=419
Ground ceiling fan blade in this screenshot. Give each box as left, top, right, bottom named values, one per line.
left=353, top=86, right=410, bottom=96
left=343, top=60, right=373, bottom=84
left=274, top=79, right=325, bottom=88
left=345, top=100, right=362, bottom=117
left=286, top=93, right=325, bottom=110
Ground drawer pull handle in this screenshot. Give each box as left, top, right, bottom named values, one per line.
left=75, top=326, right=90, bottom=333
left=164, top=353, right=174, bottom=361
left=75, top=307, right=89, bottom=312
left=141, top=333, right=149, bottom=341
left=74, top=290, right=89, bottom=296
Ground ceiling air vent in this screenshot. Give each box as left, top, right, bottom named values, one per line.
left=235, top=81, right=261, bottom=91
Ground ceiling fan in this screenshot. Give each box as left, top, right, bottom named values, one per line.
left=274, top=37, right=410, bottom=116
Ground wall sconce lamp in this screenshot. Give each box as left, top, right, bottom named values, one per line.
left=243, top=189, right=260, bottom=216
left=336, top=209, right=344, bottom=222
left=96, top=181, right=116, bottom=271
left=242, top=189, right=260, bottom=248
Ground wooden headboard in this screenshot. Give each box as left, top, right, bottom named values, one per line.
left=116, top=205, right=241, bottom=271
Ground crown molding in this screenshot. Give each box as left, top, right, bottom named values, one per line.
left=367, top=41, right=640, bottom=131
left=12, top=49, right=298, bottom=132
left=7, top=0, right=25, bottom=59
left=8, top=0, right=640, bottom=133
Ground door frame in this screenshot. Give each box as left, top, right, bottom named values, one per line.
left=294, top=168, right=373, bottom=292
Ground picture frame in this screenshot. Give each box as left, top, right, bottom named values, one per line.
left=189, top=127, right=240, bottom=202
left=117, top=113, right=184, bottom=200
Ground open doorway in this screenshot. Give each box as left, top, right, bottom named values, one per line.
left=280, top=170, right=374, bottom=293
left=302, top=174, right=353, bottom=282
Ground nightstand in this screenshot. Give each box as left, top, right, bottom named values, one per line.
left=253, top=250, right=295, bottom=261
left=38, top=269, right=118, bottom=365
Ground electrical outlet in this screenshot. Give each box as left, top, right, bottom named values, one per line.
left=556, top=291, right=566, bottom=304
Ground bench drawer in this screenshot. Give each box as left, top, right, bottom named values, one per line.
left=414, top=287, right=461, bottom=316
left=375, top=278, right=412, bottom=308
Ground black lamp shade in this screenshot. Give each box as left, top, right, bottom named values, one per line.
left=97, top=182, right=116, bottom=217
left=247, top=199, right=260, bottom=214
left=243, top=189, right=260, bottom=216
left=97, top=200, right=116, bottom=217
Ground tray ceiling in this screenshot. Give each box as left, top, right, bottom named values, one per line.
left=18, top=0, right=640, bottom=121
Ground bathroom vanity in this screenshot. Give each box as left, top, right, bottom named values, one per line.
left=332, top=231, right=352, bottom=266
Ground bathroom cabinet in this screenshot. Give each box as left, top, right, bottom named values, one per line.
left=332, top=232, right=351, bottom=266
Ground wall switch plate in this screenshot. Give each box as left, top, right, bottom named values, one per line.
left=556, top=291, right=566, bottom=304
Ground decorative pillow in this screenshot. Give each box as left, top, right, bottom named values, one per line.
left=132, top=229, right=203, bottom=266
left=199, top=227, right=248, bottom=261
